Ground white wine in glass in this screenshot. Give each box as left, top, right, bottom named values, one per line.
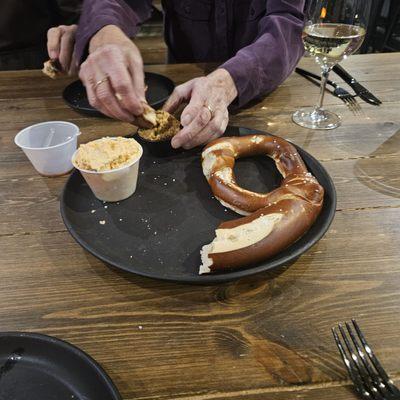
left=303, top=23, right=366, bottom=65
left=293, top=0, right=371, bottom=130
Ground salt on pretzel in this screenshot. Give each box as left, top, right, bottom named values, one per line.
left=200, top=135, right=324, bottom=274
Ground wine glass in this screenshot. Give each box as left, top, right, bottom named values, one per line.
left=292, top=0, right=371, bottom=130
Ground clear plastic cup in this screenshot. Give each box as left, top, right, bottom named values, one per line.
left=72, top=140, right=143, bottom=202
left=14, top=121, right=80, bottom=176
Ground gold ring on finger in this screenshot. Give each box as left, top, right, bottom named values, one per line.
left=205, top=104, right=214, bottom=119
left=94, top=76, right=109, bottom=89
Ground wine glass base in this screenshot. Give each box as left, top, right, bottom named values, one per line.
left=292, top=108, right=341, bottom=130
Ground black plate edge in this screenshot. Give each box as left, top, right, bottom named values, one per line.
left=62, top=72, right=175, bottom=117
left=60, top=128, right=337, bottom=285
left=0, top=331, right=122, bottom=400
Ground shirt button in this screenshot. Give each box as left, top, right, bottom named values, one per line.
left=250, top=8, right=255, bottom=17
left=184, top=5, right=190, bottom=13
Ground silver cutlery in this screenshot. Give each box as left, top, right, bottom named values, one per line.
left=332, top=65, right=382, bottom=106
left=296, top=68, right=362, bottom=114
left=332, top=319, right=400, bottom=400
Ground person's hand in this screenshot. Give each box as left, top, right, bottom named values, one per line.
left=78, top=25, right=146, bottom=123
left=47, top=24, right=78, bottom=75
left=162, top=68, right=238, bottom=149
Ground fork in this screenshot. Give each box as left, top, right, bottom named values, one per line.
left=332, top=319, right=400, bottom=400
left=296, top=67, right=362, bottom=114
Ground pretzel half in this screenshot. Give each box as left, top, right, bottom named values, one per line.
left=200, top=135, right=324, bottom=274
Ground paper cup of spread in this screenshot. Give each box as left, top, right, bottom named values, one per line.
left=15, top=121, right=80, bottom=176
left=72, top=137, right=143, bottom=202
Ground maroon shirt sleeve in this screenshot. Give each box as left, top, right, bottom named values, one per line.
left=222, top=0, right=305, bottom=108
left=75, top=0, right=152, bottom=64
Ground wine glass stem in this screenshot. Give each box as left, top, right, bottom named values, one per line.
left=316, top=66, right=330, bottom=110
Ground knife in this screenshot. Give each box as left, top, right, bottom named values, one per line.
left=332, top=65, right=382, bottom=106
left=296, top=68, right=338, bottom=90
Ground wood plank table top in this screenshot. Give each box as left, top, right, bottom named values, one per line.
left=1, top=53, right=400, bottom=400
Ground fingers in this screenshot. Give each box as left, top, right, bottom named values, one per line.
left=180, top=108, right=228, bottom=149
left=167, top=72, right=234, bottom=149
left=80, top=61, right=134, bottom=122
left=171, top=105, right=212, bottom=149
left=47, top=27, right=62, bottom=60
left=97, top=47, right=143, bottom=116
left=127, top=53, right=146, bottom=105
left=59, top=28, right=75, bottom=72
left=47, top=25, right=77, bottom=73
left=93, top=72, right=135, bottom=122
left=162, top=80, right=194, bottom=114
left=179, top=79, right=207, bottom=126
left=170, top=79, right=212, bottom=148
left=68, top=53, right=78, bottom=76
left=83, top=74, right=98, bottom=113
left=79, top=43, right=148, bottom=121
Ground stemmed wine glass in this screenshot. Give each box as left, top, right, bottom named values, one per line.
left=293, top=0, right=371, bottom=129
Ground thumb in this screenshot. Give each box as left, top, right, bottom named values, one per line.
left=179, top=85, right=206, bottom=127
left=162, top=80, right=194, bottom=114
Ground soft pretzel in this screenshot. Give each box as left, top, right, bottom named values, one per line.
left=200, top=135, right=324, bottom=274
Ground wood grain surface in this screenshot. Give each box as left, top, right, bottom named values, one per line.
left=1, top=53, right=400, bottom=400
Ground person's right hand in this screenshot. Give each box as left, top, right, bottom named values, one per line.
left=47, top=24, right=78, bottom=75
left=78, top=25, right=146, bottom=123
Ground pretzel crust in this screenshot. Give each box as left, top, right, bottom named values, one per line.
left=200, top=135, right=324, bottom=274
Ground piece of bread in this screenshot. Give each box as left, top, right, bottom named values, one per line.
left=134, top=103, right=157, bottom=129
left=42, top=59, right=63, bottom=79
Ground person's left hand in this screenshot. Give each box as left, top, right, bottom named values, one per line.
left=162, top=68, right=238, bottom=149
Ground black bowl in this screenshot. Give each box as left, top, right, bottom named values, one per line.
left=63, top=73, right=175, bottom=118
left=135, top=134, right=184, bottom=158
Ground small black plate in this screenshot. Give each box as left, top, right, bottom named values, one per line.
left=63, top=72, right=175, bottom=117
left=0, top=332, right=121, bottom=400
left=60, top=127, right=336, bottom=284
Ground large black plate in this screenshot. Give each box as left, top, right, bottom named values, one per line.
left=0, top=332, right=121, bottom=400
left=60, top=127, right=336, bottom=284
left=63, top=72, right=175, bottom=117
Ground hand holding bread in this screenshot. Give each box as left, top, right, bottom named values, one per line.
left=78, top=25, right=147, bottom=123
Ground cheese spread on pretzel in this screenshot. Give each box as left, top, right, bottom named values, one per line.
left=200, top=135, right=324, bottom=274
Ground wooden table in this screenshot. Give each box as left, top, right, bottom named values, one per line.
left=1, top=53, right=400, bottom=400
